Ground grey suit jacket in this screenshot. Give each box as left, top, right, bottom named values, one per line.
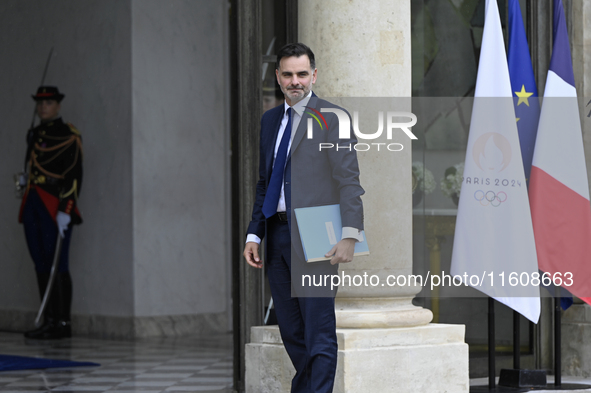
left=247, top=94, right=364, bottom=263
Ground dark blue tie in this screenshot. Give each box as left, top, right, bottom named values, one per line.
left=262, top=108, right=292, bottom=218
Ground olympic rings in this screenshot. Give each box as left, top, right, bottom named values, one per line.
left=474, top=190, right=507, bottom=207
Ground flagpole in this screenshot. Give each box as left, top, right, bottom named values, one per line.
left=488, top=297, right=496, bottom=389
left=554, top=289, right=561, bottom=387
left=513, top=310, right=520, bottom=369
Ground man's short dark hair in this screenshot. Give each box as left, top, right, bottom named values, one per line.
left=276, top=43, right=315, bottom=70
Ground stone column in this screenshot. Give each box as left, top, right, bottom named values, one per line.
left=246, top=1, right=469, bottom=392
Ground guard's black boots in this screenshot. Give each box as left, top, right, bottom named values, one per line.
left=24, top=272, right=72, bottom=339
left=24, top=318, right=71, bottom=339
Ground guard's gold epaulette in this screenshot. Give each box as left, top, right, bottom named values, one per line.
left=67, top=122, right=81, bottom=136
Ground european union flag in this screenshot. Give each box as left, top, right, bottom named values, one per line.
left=508, top=0, right=540, bottom=185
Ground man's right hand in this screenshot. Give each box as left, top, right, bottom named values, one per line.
left=243, top=242, right=263, bottom=268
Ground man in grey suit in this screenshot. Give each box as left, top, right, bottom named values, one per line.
left=243, top=43, right=364, bottom=393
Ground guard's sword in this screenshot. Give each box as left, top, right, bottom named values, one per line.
left=16, top=47, right=55, bottom=198
left=34, top=233, right=63, bottom=327
left=30, top=47, right=54, bottom=129
left=32, top=48, right=64, bottom=327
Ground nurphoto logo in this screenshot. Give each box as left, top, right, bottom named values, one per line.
left=308, top=109, right=418, bottom=152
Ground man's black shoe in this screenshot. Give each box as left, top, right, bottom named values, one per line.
left=24, top=319, right=71, bottom=339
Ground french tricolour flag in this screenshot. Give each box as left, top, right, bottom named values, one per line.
left=529, top=0, right=591, bottom=304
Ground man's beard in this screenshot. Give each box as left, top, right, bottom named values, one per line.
left=284, top=86, right=307, bottom=104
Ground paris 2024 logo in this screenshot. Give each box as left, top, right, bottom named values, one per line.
left=466, top=132, right=522, bottom=207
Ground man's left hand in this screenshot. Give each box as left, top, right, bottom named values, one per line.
left=325, top=238, right=356, bottom=265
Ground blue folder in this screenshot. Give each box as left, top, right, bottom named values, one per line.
left=294, top=204, right=369, bottom=262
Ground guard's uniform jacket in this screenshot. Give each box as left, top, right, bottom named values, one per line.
left=19, top=117, right=83, bottom=224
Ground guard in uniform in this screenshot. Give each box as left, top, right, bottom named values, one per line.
left=19, top=86, right=83, bottom=339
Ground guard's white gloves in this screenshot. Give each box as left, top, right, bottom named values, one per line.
left=56, top=211, right=71, bottom=238
left=19, top=174, right=27, bottom=186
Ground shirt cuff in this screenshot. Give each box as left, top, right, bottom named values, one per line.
left=246, top=234, right=261, bottom=245
left=341, top=227, right=363, bottom=242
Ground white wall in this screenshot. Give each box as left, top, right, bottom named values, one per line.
left=131, top=0, right=230, bottom=317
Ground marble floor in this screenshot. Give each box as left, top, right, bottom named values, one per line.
left=4, top=329, right=591, bottom=393
left=0, top=331, right=234, bottom=393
